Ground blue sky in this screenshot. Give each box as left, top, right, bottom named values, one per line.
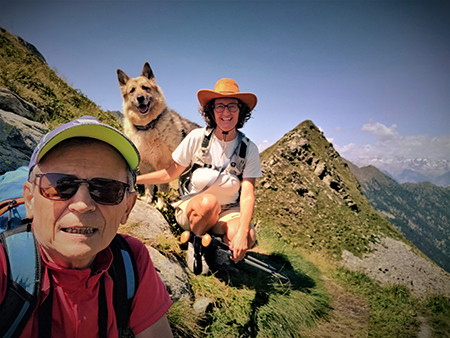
left=2, top=0, right=449, bottom=172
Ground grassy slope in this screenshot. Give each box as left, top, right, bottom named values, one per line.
left=0, top=27, right=119, bottom=129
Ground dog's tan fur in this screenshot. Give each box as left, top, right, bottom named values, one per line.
left=117, top=62, right=199, bottom=202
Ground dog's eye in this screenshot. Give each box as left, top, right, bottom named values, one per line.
left=129, top=87, right=135, bottom=94
left=142, top=86, right=151, bottom=92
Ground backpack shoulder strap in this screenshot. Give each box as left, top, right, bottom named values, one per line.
left=108, top=234, right=139, bottom=335
left=227, top=132, right=249, bottom=178
left=237, top=134, right=249, bottom=172
left=201, top=127, right=214, bottom=149
left=238, top=135, right=249, bottom=160
left=0, top=222, right=41, bottom=338
left=196, top=127, right=214, bottom=161
left=178, top=127, right=212, bottom=197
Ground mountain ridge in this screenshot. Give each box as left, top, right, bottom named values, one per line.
left=348, top=158, right=450, bottom=187
left=345, top=160, right=450, bottom=273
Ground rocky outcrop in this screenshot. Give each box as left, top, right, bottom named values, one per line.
left=121, top=199, right=192, bottom=301
left=0, top=110, right=48, bottom=174
left=15, top=36, right=47, bottom=63
left=148, top=246, right=190, bottom=301
left=0, top=87, right=48, bottom=121
left=342, top=237, right=450, bottom=299
left=0, top=87, right=50, bottom=173
left=257, top=122, right=359, bottom=216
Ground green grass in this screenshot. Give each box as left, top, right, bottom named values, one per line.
left=165, top=225, right=332, bottom=338
left=167, top=297, right=206, bottom=338
left=0, top=27, right=120, bottom=130
left=425, top=296, right=450, bottom=337
left=331, top=268, right=450, bottom=337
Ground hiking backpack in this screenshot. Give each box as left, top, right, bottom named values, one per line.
left=0, top=166, right=30, bottom=232
left=178, top=127, right=250, bottom=200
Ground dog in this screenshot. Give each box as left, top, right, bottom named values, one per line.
left=117, top=62, right=199, bottom=203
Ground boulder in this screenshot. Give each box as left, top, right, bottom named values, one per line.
left=0, top=87, right=48, bottom=121
left=15, top=36, right=47, bottom=63
left=0, top=110, right=48, bottom=174
left=147, top=246, right=191, bottom=302
left=125, top=200, right=172, bottom=241
left=124, top=200, right=192, bottom=301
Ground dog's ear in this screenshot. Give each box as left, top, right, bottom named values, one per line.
left=141, top=62, right=155, bottom=80
left=117, top=69, right=130, bottom=87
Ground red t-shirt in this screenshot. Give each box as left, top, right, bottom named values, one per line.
left=0, top=234, right=172, bottom=337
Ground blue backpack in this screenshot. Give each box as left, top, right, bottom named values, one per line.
left=0, top=166, right=30, bottom=232
left=0, top=167, right=139, bottom=338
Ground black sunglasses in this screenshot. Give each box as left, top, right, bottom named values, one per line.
left=35, top=173, right=129, bottom=205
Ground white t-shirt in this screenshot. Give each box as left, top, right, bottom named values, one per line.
left=172, top=128, right=262, bottom=206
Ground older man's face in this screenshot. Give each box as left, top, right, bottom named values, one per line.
left=23, top=140, right=136, bottom=269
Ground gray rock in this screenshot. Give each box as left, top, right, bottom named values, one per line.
left=147, top=246, right=191, bottom=302
left=0, top=87, right=47, bottom=121
left=125, top=200, right=172, bottom=241
left=193, top=297, right=213, bottom=314
left=15, top=36, right=47, bottom=63
left=0, top=110, right=48, bottom=174
left=125, top=200, right=192, bottom=301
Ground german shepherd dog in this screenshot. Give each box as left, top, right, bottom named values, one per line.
left=117, top=62, right=199, bottom=203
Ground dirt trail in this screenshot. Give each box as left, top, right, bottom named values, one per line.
left=301, top=276, right=370, bottom=338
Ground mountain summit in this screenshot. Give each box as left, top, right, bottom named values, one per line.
left=255, top=120, right=397, bottom=257
left=254, top=120, right=449, bottom=298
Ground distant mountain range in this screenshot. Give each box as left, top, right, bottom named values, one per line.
left=348, top=158, right=450, bottom=187
left=345, top=160, right=450, bottom=273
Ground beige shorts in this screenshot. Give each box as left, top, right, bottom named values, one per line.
left=173, top=199, right=240, bottom=235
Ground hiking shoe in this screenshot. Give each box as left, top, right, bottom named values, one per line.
left=187, top=242, right=209, bottom=275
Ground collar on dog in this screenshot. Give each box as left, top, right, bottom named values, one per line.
left=134, top=108, right=167, bottom=131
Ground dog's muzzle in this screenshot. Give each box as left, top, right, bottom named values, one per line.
left=138, top=103, right=149, bottom=114
left=137, top=96, right=151, bottom=114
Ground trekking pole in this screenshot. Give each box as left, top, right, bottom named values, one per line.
left=202, top=234, right=290, bottom=283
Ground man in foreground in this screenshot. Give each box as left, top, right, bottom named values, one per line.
left=0, top=116, right=173, bottom=337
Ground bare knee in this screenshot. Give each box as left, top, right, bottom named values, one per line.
left=186, top=194, right=220, bottom=234
left=199, top=194, right=220, bottom=213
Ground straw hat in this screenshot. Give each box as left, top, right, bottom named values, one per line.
left=197, top=78, right=257, bottom=110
